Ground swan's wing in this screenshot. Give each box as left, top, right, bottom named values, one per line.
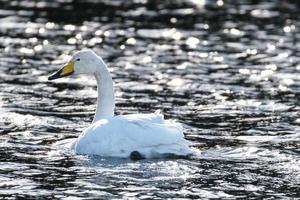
left=123, top=118, right=192, bottom=157
left=125, top=118, right=188, bottom=145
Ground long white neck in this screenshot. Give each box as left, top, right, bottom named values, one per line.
left=93, top=60, right=115, bottom=123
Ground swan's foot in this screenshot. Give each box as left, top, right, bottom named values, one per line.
left=130, top=151, right=145, bottom=160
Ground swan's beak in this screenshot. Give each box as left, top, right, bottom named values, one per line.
left=48, top=61, right=75, bottom=80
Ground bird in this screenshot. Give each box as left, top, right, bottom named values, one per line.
left=48, top=49, right=193, bottom=159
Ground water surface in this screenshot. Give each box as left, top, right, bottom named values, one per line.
left=0, top=0, right=299, bottom=199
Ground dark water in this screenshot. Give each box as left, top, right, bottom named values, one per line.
left=0, top=0, right=299, bottom=199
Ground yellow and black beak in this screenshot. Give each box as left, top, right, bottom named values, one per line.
left=48, top=60, right=75, bottom=80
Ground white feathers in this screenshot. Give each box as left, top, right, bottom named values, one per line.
left=72, top=113, right=192, bottom=158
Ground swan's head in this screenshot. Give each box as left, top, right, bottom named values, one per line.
left=48, top=49, right=104, bottom=80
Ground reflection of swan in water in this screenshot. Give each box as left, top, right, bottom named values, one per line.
left=48, top=49, right=193, bottom=159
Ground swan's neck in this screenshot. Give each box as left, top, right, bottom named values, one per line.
left=93, top=61, right=115, bottom=123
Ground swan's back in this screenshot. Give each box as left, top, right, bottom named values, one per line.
left=73, top=113, right=192, bottom=158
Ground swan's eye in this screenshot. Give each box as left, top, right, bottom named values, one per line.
left=76, top=58, right=80, bottom=61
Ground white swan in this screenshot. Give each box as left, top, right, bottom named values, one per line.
left=48, top=49, right=193, bottom=159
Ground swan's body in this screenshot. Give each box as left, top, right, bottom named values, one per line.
left=48, top=49, right=192, bottom=159
left=73, top=113, right=192, bottom=158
